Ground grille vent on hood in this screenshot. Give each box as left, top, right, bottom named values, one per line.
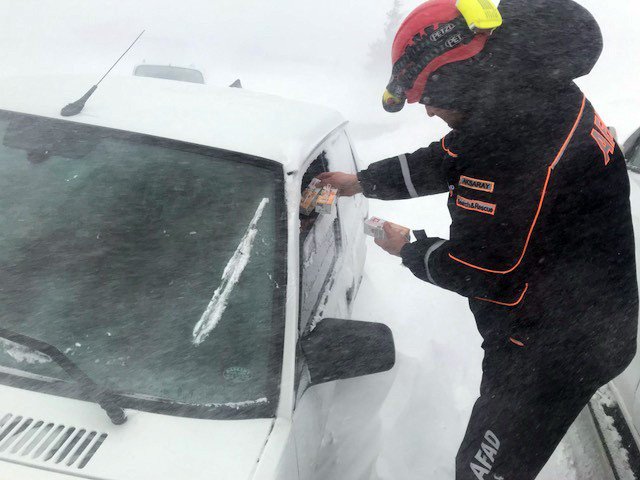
left=0, top=413, right=108, bottom=469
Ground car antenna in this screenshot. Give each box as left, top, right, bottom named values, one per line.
left=60, top=30, right=145, bottom=117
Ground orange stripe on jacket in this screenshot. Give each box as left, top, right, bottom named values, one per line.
left=448, top=95, right=587, bottom=275
left=476, top=283, right=529, bottom=307
left=442, top=137, right=459, bottom=158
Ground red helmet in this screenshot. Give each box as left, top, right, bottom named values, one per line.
left=383, top=0, right=501, bottom=112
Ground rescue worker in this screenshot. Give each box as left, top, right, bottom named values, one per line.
left=319, top=0, right=639, bottom=478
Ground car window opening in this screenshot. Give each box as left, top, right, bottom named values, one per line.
left=298, top=151, right=341, bottom=334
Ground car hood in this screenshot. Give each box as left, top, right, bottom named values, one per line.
left=0, top=384, right=273, bottom=480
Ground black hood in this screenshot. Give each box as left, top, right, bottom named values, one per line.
left=424, top=0, right=603, bottom=111
left=488, top=0, right=603, bottom=83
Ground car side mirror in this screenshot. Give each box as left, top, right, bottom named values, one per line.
left=300, top=318, right=395, bottom=386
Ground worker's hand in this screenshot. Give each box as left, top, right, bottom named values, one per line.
left=375, top=223, right=409, bottom=257
left=316, top=172, right=363, bottom=197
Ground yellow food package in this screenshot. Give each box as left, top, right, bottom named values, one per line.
left=315, top=186, right=339, bottom=215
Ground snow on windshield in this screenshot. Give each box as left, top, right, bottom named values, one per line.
left=192, top=197, right=270, bottom=345
left=0, top=339, right=51, bottom=365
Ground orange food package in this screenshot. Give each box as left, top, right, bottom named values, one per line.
left=315, top=185, right=339, bottom=215
left=300, top=178, right=322, bottom=215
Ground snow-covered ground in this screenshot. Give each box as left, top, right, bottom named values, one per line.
left=1, top=1, right=639, bottom=478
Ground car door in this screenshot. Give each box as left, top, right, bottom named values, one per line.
left=324, top=129, right=368, bottom=309
left=291, top=128, right=365, bottom=480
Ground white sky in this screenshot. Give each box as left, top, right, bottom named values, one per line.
left=0, top=0, right=639, bottom=142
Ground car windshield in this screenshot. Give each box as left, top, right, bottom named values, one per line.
left=134, top=65, right=205, bottom=84
left=0, top=111, right=285, bottom=419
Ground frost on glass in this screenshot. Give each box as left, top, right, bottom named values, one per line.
left=0, top=113, right=284, bottom=414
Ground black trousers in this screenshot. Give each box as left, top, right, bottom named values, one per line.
left=454, top=339, right=618, bottom=480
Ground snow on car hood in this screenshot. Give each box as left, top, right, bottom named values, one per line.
left=0, top=384, right=273, bottom=480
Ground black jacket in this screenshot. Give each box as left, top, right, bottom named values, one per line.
left=358, top=85, right=638, bottom=368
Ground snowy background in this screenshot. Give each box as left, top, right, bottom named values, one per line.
left=1, top=0, right=640, bottom=478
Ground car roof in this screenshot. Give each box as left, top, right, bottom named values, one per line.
left=0, top=75, right=346, bottom=169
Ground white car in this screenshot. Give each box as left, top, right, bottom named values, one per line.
left=0, top=75, right=395, bottom=480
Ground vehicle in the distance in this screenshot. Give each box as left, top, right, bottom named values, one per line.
left=612, top=128, right=640, bottom=424
left=624, top=126, right=640, bottom=173
left=597, top=126, right=640, bottom=472
left=133, top=64, right=205, bottom=84
left=0, top=75, right=394, bottom=480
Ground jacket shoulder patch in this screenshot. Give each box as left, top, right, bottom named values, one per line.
left=590, top=112, right=615, bottom=166
left=456, top=195, right=496, bottom=216
left=459, top=176, right=495, bottom=193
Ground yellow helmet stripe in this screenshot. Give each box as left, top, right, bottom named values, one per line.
left=456, top=0, right=503, bottom=31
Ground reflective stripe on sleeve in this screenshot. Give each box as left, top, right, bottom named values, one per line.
left=399, top=154, right=419, bottom=198
left=424, top=239, right=446, bottom=285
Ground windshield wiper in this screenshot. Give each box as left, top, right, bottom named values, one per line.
left=0, top=328, right=127, bottom=425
